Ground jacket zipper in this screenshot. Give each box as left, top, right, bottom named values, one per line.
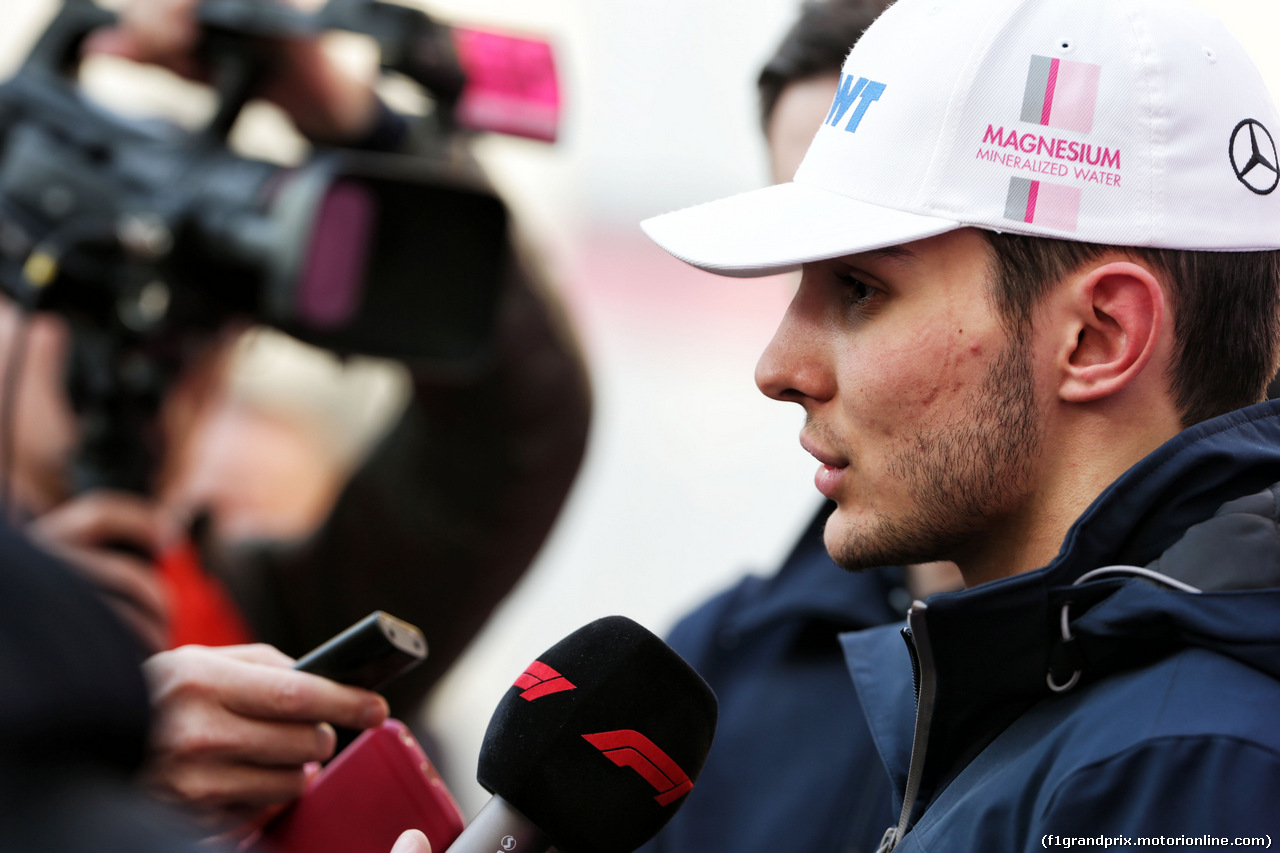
left=877, top=601, right=936, bottom=853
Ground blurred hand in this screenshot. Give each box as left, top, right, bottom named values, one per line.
left=83, top=0, right=378, bottom=142
left=143, top=643, right=389, bottom=830
left=27, top=490, right=180, bottom=653
left=0, top=301, right=79, bottom=517
left=391, top=829, right=433, bottom=853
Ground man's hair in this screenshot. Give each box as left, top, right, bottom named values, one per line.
left=757, top=0, right=891, bottom=131
left=980, top=232, right=1280, bottom=427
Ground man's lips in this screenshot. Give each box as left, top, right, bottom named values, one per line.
left=800, top=434, right=846, bottom=468
left=801, top=434, right=848, bottom=499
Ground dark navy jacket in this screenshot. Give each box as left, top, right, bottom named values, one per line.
left=641, top=506, right=909, bottom=853
left=845, top=401, right=1280, bottom=852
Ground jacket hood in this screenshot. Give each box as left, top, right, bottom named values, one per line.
left=844, top=399, right=1280, bottom=824
left=1064, top=476, right=1280, bottom=684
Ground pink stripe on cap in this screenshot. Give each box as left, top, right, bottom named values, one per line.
left=1041, top=58, right=1060, bottom=126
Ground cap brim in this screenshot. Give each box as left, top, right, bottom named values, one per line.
left=641, top=181, right=962, bottom=278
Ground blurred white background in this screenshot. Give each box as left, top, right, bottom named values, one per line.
left=3, top=0, right=1280, bottom=817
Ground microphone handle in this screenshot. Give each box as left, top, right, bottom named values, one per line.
left=446, top=796, right=553, bottom=853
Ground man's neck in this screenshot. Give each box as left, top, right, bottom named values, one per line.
left=906, top=561, right=963, bottom=598
left=956, top=407, right=1184, bottom=588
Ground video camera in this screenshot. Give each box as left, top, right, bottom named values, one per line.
left=0, top=0, right=558, bottom=492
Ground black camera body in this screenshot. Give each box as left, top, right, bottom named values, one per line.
left=0, top=0, right=513, bottom=492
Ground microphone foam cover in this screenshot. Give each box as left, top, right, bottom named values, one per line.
left=477, top=616, right=718, bottom=853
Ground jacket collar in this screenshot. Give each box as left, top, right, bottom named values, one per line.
left=1044, top=399, right=1280, bottom=586
left=844, top=400, right=1280, bottom=821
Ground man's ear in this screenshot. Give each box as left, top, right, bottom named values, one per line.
left=1058, top=261, right=1166, bottom=404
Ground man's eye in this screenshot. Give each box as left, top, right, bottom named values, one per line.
left=835, top=272, right=876, bottom=306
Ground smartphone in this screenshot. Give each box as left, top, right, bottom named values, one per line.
left=250, top=719, right=467, bottom=853
left=292, top=611, right=427, bottom=690
left=290, top=610, right=428, bottom=755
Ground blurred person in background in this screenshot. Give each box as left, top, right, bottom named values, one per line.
left=640, top=4, right=960, bottom=853
left=0, top=514, right=434, bottom=853
left=0, top=507, right=404, bottom=845
left=1, top=514, right=226, bottom=852
left=0, top=0, right=590, bottom=833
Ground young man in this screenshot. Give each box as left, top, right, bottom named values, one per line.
left=641, top=5, right=966, bottom=853
left=645, top=0, right=1280, bottom=849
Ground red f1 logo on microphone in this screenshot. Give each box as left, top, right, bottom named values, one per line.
left=582, top=730, right=693, bottom=806
left=513, top=661, right=576, bottom=701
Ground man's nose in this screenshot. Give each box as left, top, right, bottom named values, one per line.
left=755, top=279, right=835, bottom=406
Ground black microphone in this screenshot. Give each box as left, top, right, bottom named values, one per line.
left=447, top=616, right=718, bottom=853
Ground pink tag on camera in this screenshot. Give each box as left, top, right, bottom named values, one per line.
left=452, top=27, right=561, bottom=142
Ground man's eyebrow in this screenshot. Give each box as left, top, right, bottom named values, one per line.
left=858, top=246, right=918, bottom=265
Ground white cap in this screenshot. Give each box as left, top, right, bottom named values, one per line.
left=642, top=0, right=1280, bottom=277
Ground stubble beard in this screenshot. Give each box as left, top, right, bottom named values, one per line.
left=826, top=336, right=1043, bottom=572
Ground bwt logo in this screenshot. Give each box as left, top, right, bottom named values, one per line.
left=513, top=661, right=576, bottom=701
left=582, top=730, right=694, bottom=806
left=826, top=74, right=887, bottom=134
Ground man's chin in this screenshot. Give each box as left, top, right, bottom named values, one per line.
left=823, top=508, right=941, bottom=572
left=822, top=511, right=890, bottom=572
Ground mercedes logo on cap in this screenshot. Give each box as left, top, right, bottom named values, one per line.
left=1230, top=119, right=1279, bottom=195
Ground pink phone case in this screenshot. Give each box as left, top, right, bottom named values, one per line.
left=250, top=719, right=466, bottom=853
